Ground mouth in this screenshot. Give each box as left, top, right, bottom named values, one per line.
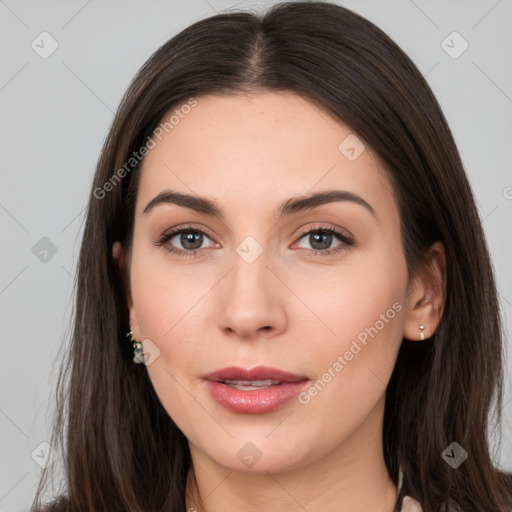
left=219, top=379, right=285, bottom=390
left=202, top=366, right=310, bottom=414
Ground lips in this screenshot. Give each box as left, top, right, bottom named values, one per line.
left=202, top=366, right=310, bottom=414
left=203, top=365, right=308, bottom=383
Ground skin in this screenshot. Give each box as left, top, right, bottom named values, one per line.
left=114, top=91, right=445, bottom=512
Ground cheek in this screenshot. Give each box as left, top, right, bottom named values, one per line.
left=294, top=252, right=407, bottom=424
left=129, top=246, right=218, bottom=425
left=288, top=249, right=406, bottom=349
left=130, top=279, right=204, bottom=435
left=130, top=238, right=213, bottom=343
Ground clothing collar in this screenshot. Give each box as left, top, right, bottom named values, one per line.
left=394, top=466, right=423, bottom=511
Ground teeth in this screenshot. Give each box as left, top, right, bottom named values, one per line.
left=222, top=379, right=282, bottom=386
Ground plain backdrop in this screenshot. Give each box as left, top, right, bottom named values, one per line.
left=1, top=0, right=511, bottom=509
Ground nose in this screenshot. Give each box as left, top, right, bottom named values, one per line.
left=216, top=249, right=287, bottom=341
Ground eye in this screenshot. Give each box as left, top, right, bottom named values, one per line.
left=154, top=225, right=217, bottom=258
left=292, top=225, right=354, bottom=256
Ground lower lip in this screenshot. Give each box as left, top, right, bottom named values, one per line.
left=204, top=380, right=309, bottom=414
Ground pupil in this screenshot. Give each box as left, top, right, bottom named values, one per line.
left=311, top=232, right=331, bottom=250
left=181, top=231, right=202, bottom=250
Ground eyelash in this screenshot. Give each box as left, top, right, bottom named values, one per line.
left=154, top=224, right=354, bottom=259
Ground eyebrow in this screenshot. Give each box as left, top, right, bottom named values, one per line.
left=143, top=189, right=376, bottom=219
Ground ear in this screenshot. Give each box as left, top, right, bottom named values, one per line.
left=112, top=241, right=142, bottom=340
left=403, top=241, right=446, bottom=341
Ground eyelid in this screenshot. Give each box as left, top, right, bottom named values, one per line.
left=293, top=222, right=354, bottom=242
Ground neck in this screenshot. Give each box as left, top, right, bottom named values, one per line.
left=185, top=396, right=398, bottom=512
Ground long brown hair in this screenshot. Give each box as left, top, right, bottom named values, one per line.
left=31, top=2, right=512, bottom=511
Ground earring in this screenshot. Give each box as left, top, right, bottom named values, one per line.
left=419, top=324, right=425, bottom=340
left=126, top=328, right=144, bottom=364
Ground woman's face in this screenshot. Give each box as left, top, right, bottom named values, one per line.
left=123, top=91, right=412, bottom=474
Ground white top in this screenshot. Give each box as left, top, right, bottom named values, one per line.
left=401, top=495, right=423, bottom=511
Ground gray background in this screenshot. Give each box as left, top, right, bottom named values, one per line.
left=1, top=0, right=511, bottom=509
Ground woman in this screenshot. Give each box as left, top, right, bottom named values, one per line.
left=31, top=2, right=512, bottom=511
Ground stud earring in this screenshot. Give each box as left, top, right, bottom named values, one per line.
left=419, top=324, right=425, bottom=340
left=126, top=328, right=144, bottom=363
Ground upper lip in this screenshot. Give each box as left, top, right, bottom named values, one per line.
left=202, top=366, right=309, bottom=383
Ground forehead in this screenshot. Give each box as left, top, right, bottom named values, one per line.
left=136, top=92, right=395, bottom=220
